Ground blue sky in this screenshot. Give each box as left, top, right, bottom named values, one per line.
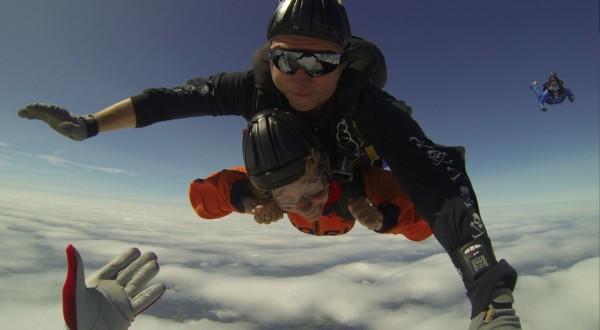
left=1, top=0, right=598, bottom=208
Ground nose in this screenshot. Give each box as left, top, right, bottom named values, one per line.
left=292, top=67, right=313, bottom=81
left=296, top=196, right=313, bottom=213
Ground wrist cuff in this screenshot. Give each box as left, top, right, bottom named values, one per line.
left=231, top=179, right=255, bottom=212
left=375, top=203, right=400, bottom=233
left=84, top=116, right=99, bottom=138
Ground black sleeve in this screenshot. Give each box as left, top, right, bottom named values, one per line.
left=357, top=89, right=520, bottom=317
left=355, top=86, right=489, bottom=264
left=131, top=70, right=257, bottom=128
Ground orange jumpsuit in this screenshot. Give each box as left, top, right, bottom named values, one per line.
left=189, top=166, right=431, bottom=241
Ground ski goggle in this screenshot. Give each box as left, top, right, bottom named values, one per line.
left=269, top=49, right=343, bottom=77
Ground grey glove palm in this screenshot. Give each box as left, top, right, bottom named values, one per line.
left=469, top=287, right=521, bottom=329
left=63, top=244, right=165, bottom=330
left=17, top=103, right=96, bottom=141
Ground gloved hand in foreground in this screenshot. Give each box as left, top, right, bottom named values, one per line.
left=63, top=244, right=166, bottom=330
left=468, top=287, right=521, bottom=330
left=17, top=103, right=98, bottom=141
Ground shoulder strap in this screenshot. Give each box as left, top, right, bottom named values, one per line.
left=252, top=42, right=278, bottom=114
left=332, top=167, right=367, bottom=221
left=329, top=37, right=389, bottom=182
left=336, top=36, right=387, bottom=94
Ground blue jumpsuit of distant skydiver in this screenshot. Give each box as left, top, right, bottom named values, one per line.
left=529, top=81, right=575, bottom=111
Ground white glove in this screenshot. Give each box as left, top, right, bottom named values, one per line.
left=468, top=287, right=521, bottom=330
left=62, top=244, right=166, bottom=330
left=17, top=103, right=96, bottom=141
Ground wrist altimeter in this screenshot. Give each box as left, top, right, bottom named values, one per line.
left=455, top=239, right=498, bottom=283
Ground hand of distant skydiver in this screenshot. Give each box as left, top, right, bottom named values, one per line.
left=17, top=103, right=97, bottom=141
left=242, top=197, right=284, bottom=224
left=348, top=197, right=383, bottom=231
left=63, top=244, right=165, bottom=330
left=468, top=287, right=521, bottom=330
left=568, top=95, right=574, bottom=103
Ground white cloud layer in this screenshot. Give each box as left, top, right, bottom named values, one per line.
left=0, top=187, right=598, bottom=330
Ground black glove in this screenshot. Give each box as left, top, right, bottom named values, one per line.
left=17, top=103, right=98, bottom=141
left=465, top=260, right=518, bottom=318
left=568, top=95, right=575, bottom=103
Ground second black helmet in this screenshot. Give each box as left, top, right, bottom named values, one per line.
left=243, top=109, right=322, bottom=190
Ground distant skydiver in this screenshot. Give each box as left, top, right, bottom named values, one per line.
left=530, top=71, right=575, bottom=112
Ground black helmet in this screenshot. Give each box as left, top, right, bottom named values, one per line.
left=267, top=0, right=352, bottom=51
left=243, top=109, right=322, bottom=190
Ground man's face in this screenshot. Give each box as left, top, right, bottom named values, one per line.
left=270, top=35, right=342, bottom=112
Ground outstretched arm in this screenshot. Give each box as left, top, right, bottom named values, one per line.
left=189, top=168, right=284, bottom=224
left=93, top=99, right=137, bottom=132
left=18, top=98, right=136, bottom=141
left=63, top=244, right=165, bottom=330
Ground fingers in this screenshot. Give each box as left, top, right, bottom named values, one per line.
left=94, top=247, right=141, bottom=281
left=125, top=253, right=165, bottom=315
left=348, top=198, right=383, bottom=231
left=17, top=103, right=89, bottom=141
left=115, top=251, right=156, bottom=286
left=131, top=283, right=166, bottom=316
left=123, top=255, right=160, bottom=297
left=254, top=213, right=279, bottom=224
left=360, top=215, right=383, bottom=231
left=252, top=203, right=284, bottom=224
left=254, top=211, right=283, bottom=224
left=17, top=103, right=45, bottom=119
left=18, top=103, right=67, bottom=120
left=369, top=222, right=383, bottom=231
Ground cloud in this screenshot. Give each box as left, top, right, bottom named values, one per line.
left=37, top=154, right=137, bottom=176
left=0, top=188, right=598, bottom=329
left=0, top=144, right=137, bottom=176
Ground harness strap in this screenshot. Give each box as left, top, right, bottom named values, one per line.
left=332, top=167, right=367, bottom=220
left=332, top=93, right=380, bottom=184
